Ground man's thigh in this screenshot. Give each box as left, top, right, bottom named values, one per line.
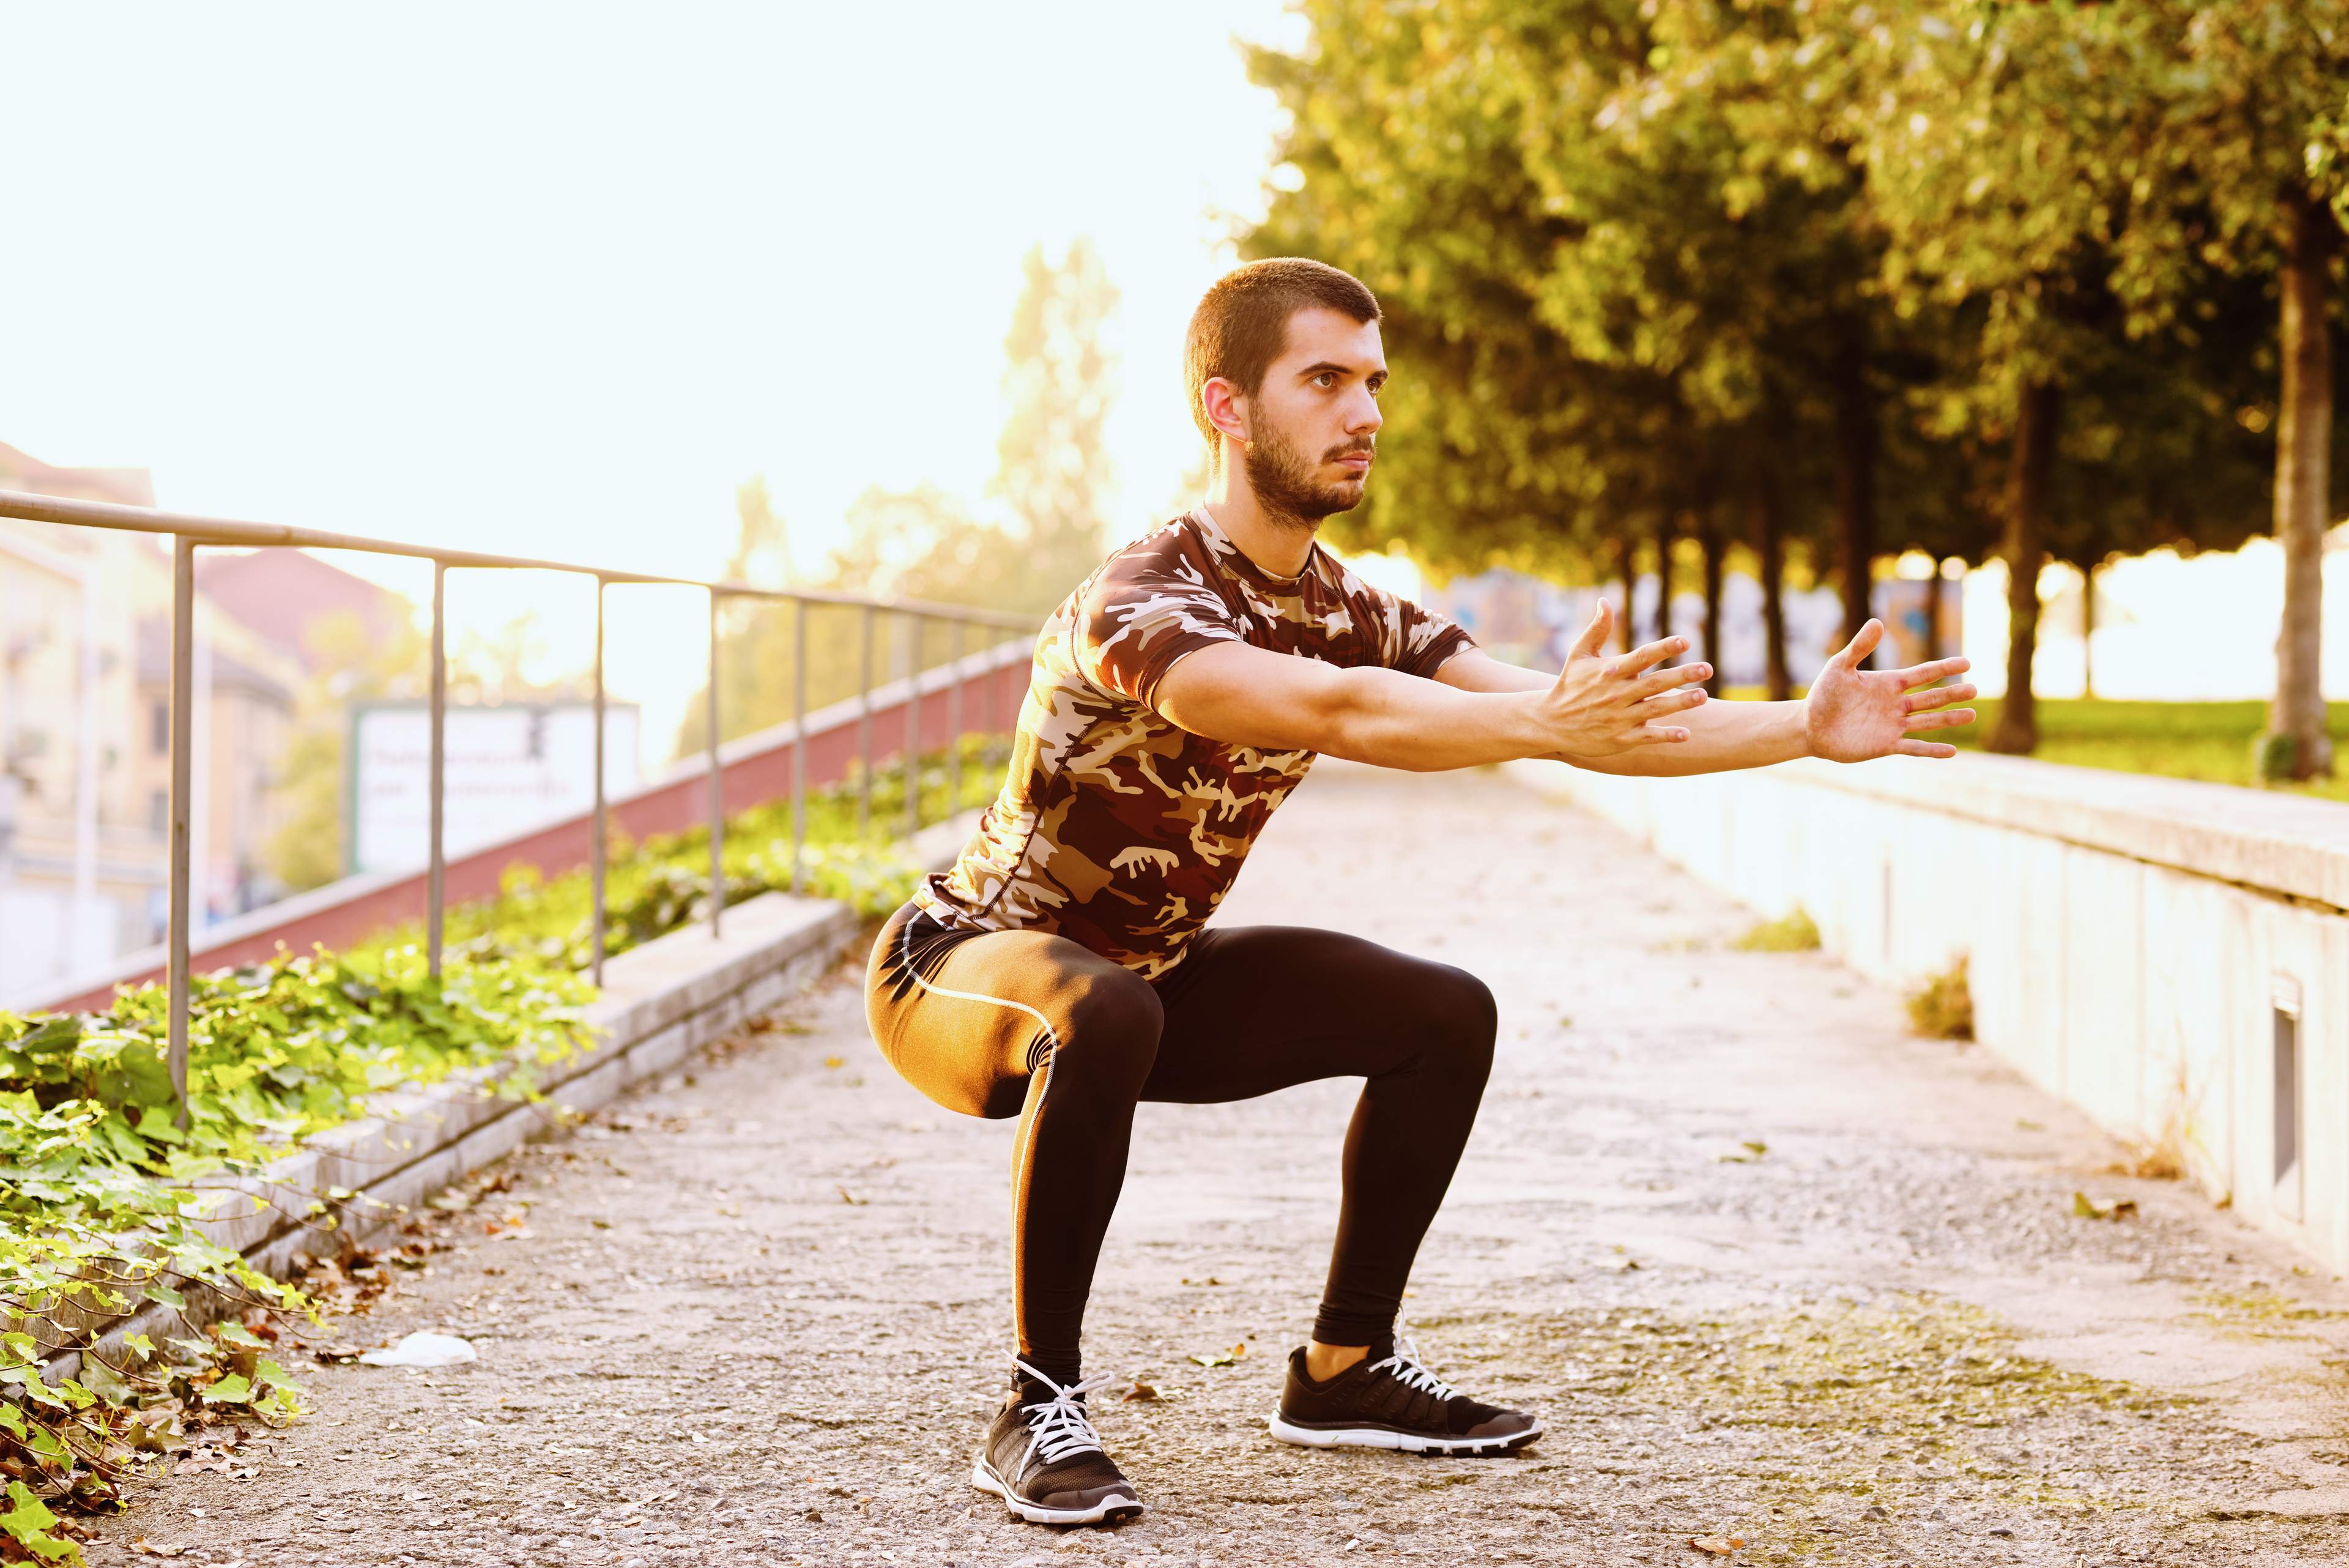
left=1140, top=923, right=1488, bottom=1104
left=868, top=905, right=1134, bottom=1120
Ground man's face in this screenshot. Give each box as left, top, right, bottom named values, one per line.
left=1240, top=308, right=1387, bottom=522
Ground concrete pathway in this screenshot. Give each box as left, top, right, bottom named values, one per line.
left=89, top=762, right=2349, bottom=1567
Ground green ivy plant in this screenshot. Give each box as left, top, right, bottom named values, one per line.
left=1, top=735, right=1003, bottom=1560
left=0, top=946, right=592, bottom=1562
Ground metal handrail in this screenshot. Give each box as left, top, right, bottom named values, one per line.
left=0, top=488, right=1035, bottom=1123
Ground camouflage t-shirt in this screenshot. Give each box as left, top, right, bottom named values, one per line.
left=911, top=505, right=1475, bottom=981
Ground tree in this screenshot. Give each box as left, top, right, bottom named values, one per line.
left=1243, top=1, right=1679, bottom=593
left=1821, top=0, right=2291, bottom=749
left=2148, top=4, right=2349, bottom=779
left=992, top=238, right=1122, bottom=612
left=675, top=243, right=1125, bottom=756
left=1243, top=0, right=1956, bottom=696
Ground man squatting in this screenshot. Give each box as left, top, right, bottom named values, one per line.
left=863, top=258, right=1976, bottom=1525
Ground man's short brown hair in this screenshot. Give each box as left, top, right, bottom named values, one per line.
left=1185, top=258, right=1381, bottom=444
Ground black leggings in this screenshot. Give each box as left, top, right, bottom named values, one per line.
left=864, top=900, right=1497, bottom=1383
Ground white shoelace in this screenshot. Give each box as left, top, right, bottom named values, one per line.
left=1011, top=1359, right=1117, bottom=1468
left=1367, top=1331, right=1460, bottom=1401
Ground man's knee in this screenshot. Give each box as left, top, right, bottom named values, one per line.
left=1420, top=962, right=1498, bottom=1077
left=1050, top=968, right=1165, bottom=1082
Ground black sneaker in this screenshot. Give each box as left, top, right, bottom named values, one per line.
left=1267, top=1331, right=1541, bottom=1455
left=969, top=1362, right=1144, bottom=1526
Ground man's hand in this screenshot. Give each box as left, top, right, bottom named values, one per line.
left=1535, top=600, right=1713, bottom=757
left=1803, top=619, right=1977, bottom=762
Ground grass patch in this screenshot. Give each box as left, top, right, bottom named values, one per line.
left=1423, top=1292, right=2199, bottom=1566
left=2184, top=1285, right=2349, bottom=1339
left=1733, top=907, right=1820, bottom=952
left=1950, top=697, right=2349, bottom=804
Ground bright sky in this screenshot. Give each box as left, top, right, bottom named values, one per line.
left=4, top=2, right=1310, bottom=759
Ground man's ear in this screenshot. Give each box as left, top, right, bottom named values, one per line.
left=1201, top=377, right=1252, bottom=446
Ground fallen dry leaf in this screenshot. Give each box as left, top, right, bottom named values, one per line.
left=1121, top=1381, right=1160, bottom=1402
left=2072, top=1191, right=2138, bottom=1222
left=1688, top=1536, right=1745, bottom=1556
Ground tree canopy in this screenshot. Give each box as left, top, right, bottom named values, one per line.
left=1243, top=0, right=2346, bottom=760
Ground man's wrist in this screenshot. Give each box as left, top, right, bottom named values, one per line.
left=1792, top=696, right=1819, bottom=760
left=1506, top=689, right=1557, bottom=762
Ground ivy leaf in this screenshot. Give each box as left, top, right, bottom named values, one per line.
left=1, top=1480, right=79, bottom=1565
left=135, top=1105, right=187, bottom=1144
left=199, top=1373, right=253, bottom=1405
left=12, top=1015, right=82, bottom=1066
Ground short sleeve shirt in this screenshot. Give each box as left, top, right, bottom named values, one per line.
left=912, top=505, right=1475, bottom=981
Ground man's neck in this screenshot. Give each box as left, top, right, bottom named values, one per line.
left=1201, top=464, right=1318, bottom=579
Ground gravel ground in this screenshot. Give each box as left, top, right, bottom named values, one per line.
left=83, top=762, right=2349, bottom=1567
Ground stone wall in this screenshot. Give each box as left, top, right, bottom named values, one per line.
left=1507, top=753, right=2349, bottom=1277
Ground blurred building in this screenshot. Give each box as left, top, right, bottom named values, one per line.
left=197, top=546, right=409, bottom=675
left=0, top=444, right=306, bottom=1000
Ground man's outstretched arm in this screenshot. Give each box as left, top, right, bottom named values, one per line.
left=1152, top=617, right=1713, bottom=771
left=1434, top=601, right=1977, bottom=777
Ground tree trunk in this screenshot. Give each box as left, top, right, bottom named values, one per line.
left=1923, top=562, right=1945, bottom=661
left=1615, top=530, right=1639, bottom=653
left=1752, top=439, right=1792, bottom=702
left=2260, top=193, right=2337, bottom=781
left=2080, top=560, right=2096, bottom=700
left=1699, top=508, right=1726, bottom=696
left=1654, top=512, right=1677, bottom=657
left=1987, top=380, right=2061, bottom=754
left=1833, top=331, right=1881, bottom=663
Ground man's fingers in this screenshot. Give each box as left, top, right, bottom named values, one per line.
left=1612, top=635, right=1690, bottom=679
left=1902, top=683, right=1977, bottom=715
left=1567, top=600, right=1612, bottom=661
left=1831, top=618, right=1884, bottom=671
left=1632, top=687, right=1709, bottom=719
left=1903, top=707, right=1976, bottom=732
left=1632, top=661, right=1712, bottom=700
left=1894, top=656, right=1970, bottom=689
left=1630, top=720, right=1692, bottom=744
left=1893, top=738, right=1959, bottom=759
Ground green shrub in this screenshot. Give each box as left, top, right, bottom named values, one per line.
left=1906, top=956, right=1975, bottom=1040
left=1732, top=907, right=1821, bottom=952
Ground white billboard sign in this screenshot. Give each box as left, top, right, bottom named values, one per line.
left=349, top=702, right=640, bottom=876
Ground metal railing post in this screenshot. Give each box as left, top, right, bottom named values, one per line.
left=904, top=612, right=923, bottom=838
left=72, top=567, right=98, bottom=965
left=427, top=561, right=447, bottom=980
left=590, top=578, right=607, bottom=986
left=168, top=537, right=195, bottom=1129
left=949, top=617, right=965, bottom=814
left=790, top=597, right=807, bottom=895
left=708, top=590, right=724, bottom=939
left=857, top=603, right=875, bottom=837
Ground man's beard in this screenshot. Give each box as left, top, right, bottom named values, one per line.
left=1244, top=419, right=1372, bottom=527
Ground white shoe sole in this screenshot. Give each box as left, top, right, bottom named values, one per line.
left=1265, top=1414, right=1543, bottom=1456
left=970, top=1458, right=1144, bottom=1526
